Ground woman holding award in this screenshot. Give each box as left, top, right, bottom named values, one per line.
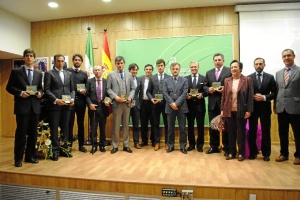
left=221, top=60, right=254, bottom=161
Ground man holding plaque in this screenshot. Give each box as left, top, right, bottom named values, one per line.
left=146, top=59, right=171, bottom=151
left=185, top=61, right=207, bottom=152
left=86, top=66, right=110, bottom=153
left=65, top=54, right=88, bottom=153
left=205, top=53, right=231, bottom=155
left=6, top=48, right=43, bottom=167
left=163, top=62, right=189, bottom=154
left=44, top=54, right=75, bottom=161
left=107, top=56, right=135, bottom=154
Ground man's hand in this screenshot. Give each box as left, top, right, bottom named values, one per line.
left=197, top=93, right=203, bottom=99
left=170, top=102, right=178, bottom=110
left=21, top=91, right=30, bottom=98
left=69, top=101, right=74, bottom=107
left=186, top=94, right=192, bottom=99
left=208, top=87, right=215, bottom=94
left=216, top=86, right=224, bottom=93
left=114, top=96, right=123, bottom=103
left=89, top=104, right=97, bottom=110
left=56, top=99, right=67, bottom=106
left=35, top=92, right=42, bottom=99
left=126, top=97, right=132, bottom=104
left=244, top=111, right=251, bottom=119
left=152, top=99, right=159, bottom=105
left=80, top=90, right=87, bottom=95
left=254, top=93, right=264, bottom=101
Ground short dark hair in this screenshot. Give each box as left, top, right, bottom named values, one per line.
left=128, top=63, right=139, bottom=71
left=230, top=59, right=243, bottom=70
left=282, top=49, right=295, bottom=55
left=144, top=64, right=153, bottom=70
left=72, top=54, right=83, bottom=61
left=115, top=56, right=125, bottom=64
left=54, top=54, right=65, bottom=61
left=23, top=48, right=36, bottom=58
left=254, top=57, right=265, bottom=64
left=213, top=53, right=224, bottom=60
left=170, top=62, right=181, bottom=69
left=156, top=59, right=165, bottom=66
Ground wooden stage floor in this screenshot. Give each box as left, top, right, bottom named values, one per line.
left=0, top=137, right=300, bottom=199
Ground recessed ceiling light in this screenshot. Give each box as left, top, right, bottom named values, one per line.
left=48, top=2, right=59, bottom=8
left=102, top=0, right=112, bottom=2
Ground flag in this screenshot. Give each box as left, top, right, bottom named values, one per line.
left=85, top=27, right=94, bottom=76
left=102, top=30, right=112, bottom=79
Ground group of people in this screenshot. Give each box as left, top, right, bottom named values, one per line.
left=6, top=48, right=300, bottom=167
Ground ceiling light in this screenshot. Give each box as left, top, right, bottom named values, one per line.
left=102, top=0, right=112, bottom=2
left=48, top=2, right=59, bottom=8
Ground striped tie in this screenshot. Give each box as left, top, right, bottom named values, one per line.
left=284, top=68, right=290, bottom=85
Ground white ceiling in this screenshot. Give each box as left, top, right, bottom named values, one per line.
left=0, top=0, right=298, bottom=22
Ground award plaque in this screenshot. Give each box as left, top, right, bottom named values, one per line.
left=154, top=94, right=163, bottom=102
left=120, top=94, right=127, bottom=102
left=77, top=84, right=86, bottom=92
left=189, top=89, right=198, bottom=97
left=26, top=85, right=37, bottom=95
left=104, top=97, right=112, bottom=104
left=212, top=82, right=221, bottom=90
left=62, top=95, right=71, bottom=104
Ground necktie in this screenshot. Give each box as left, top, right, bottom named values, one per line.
left=27, top=69, right=33, bottom=85
left=97, top=79, right=102, bottom=102
left=59, top=70, right=64, bottom=84
left=284, top=68, right=290, bottom=85
left=192, top=74, right=197, bottom=88
left=75, top=69, right=79, bottom=73
left=174, top=77, right=177, bottom=84
left=215, top=68, right=220, bottom=80
left=133, top=77, right=137, bottom=89
left=160, top=74, right=163, bottom=82
left=120, top=71, right=124, bottom=80
left=257, top=73, right=262, bottom=89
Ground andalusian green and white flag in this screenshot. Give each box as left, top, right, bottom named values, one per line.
left=85, top=27, right=94, bottom=77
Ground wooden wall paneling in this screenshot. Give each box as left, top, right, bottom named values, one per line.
left=171, top=9, right=182, bottom=28
left=180, top=8, right=204, bottom=28
left=218, top=188, right=235, bottom=199
left=202, top=187, right=219, bottom=199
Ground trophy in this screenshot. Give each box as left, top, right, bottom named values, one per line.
left=26, top=85, right=37, bottom=95
left=120, top=94, right=127, bottom=102
left=154, top=94, right=163, bottom=102
left=104, top=97, right=112, bottom=104
left=76, top=84, right=86, bottom=92
left=189, top=89, right=198, bottom=97
left=212, top=82, right=221, bottom=90
left=62, top=95, right=71, bottom=104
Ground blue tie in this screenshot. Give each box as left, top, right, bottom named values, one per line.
left=27, top=69, right=33, bottom=85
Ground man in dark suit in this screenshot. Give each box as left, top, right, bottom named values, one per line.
left=44, top=54, right=75, bottom=161
left=275, top=49, right=300, bottom=165
left=65, top=54, right=88, bottom=153
left=6, top=48, right=43, bottom=167
left=107, top=56, right=135, bottom=154
left=128, top=63, right=141, bottom=149
left=147, top=59, right=171, bottom=151
left=205, top=53, right=231, bottom=155
left=163, top=62, right=189, bottom=154
left=139, top=64, right=154, bottom=149
left=248, top=58, right=276, bottom=161
left=86, top=66, right=110, bottom=153
left=185, top=61, right=207, bottom=152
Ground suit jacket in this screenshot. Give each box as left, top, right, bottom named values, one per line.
left=6, top=66, right=43, bottom=115
left=85, top=77, right=109, bottom=117
left=221, top=75, right=254, bottom=118
left=65, top=67, right=88, bottom=99
left=163, top=76, right=189, bottom=114
left=107, top=70, right=135, bottom=108
left=44, top=68, right=75, bottom=110
left=147, top=73, right=171, bottom=100
left=185, top=73, right=207, bottom=113
left=132, top=76, right=141, bottom=110
left=248, top=71, right=277, bottom=115
left=275, top=65, right=300, bottom=114
left=205, top=66, right=231, bottom=111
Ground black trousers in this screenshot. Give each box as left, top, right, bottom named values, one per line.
left=186, top=108, right=205, bottom=150
left=89, top=105, right=107, bottom=147
left=277, top=110, right=300, bottom=158
left=130, top=106, right=140, bottom=145
left=152, top=101, right=168, bottom=145
left=140, top=100, right=154, bottom=144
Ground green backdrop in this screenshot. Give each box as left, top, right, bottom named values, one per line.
left=117, top=34, right=233, bottom=126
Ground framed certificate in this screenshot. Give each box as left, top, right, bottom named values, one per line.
left=62, top=95, right=71, bottom=104
left=26, top=85, right=37, bottom=95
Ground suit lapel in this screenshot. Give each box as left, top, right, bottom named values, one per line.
left=237, top=76, right=246, bottom=92
left=287, top=67, right=299, bottom=87
left=21, top=66, right=30, bottom=85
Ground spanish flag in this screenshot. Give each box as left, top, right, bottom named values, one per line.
left=102, top=29, right=112, bottom=79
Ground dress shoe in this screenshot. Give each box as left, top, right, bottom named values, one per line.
left=197, top=148, right=203, bottom=152
left=275, top=155, right=289, bottom=162
left=226, top=154, right=235, bottom=160
left=238, top=155, right=244, bottom=161
left=51, top=153, right=58, bottom=161
left=294, top=157, right=300, bottom=165
left=15, top=160, right=22, bottom=167
left=111, top=148, right=118, bottom=154
left=263, top=156, right=270, bottom=162
left=166, top=147, right=174, bottom=153
left=140, top=142, right=148, bottom=147
left=205, top=147, right=220, bottom=154
left=104, top=140, right=111, bottom=146
left=249, top=154, right=257, bottom=160
left=24, top=157, right=39, bottom=164
left=154, top=144, right=160, bottom=151
left=90, top=146, right=97, bottom=154
left=134, top=144, right=141, bottom=149
left=180, top=148, right=187, bottom=154
left=187, top=146, right=195, bottom=151
left=165, top=144, right=169, bottom=150
left=79, top=146, right=87, bottom=153
left=99, top=146, right=106, bottom=152
left=123, top=147, right=133, bottom=153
